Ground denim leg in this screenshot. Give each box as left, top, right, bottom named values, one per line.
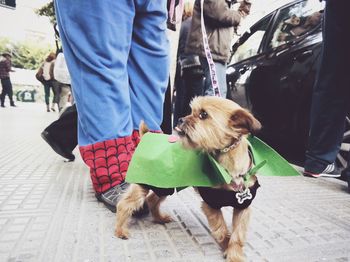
left=199, top=57, right=227, bottom=98
left=55, top=0, right=169, bottom=193
left=0, top=80, right=6, bottom=105
left=51, top=80, right=60, bottom=104
left=55, top=0, right=135, bottom=146
left=215, top=61, right=228, bottom=98
left=43, top=82, right=51, bottom=105
left=0, top=78, right=14, bottom=105
left=128, top=0, right=169, bottom=132
left=7, top=80, right=14, bottom=104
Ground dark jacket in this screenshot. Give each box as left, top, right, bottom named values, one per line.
left=0, top=56, right=11, bottom=79
left=185, top=0, right=241, bottom=63
left=178, top=17, right=193, bottom=61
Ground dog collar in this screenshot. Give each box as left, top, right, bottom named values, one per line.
left=219, top=135, right=242, bottom=153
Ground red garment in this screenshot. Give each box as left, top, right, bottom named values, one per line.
left=131, top=130, right=141, bottom=147
left=80, top=129, right=162, bottom=194
left=80, top=136, right=136, bottom=193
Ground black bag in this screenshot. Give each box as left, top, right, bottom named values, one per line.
left=43, top=104, right=78, bottom=152
left=180, top=55, right=203, bottom=76
left=35, top=66, right=45, bottom=83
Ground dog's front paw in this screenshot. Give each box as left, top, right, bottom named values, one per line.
left=225, top=243, right=244, bottom=262
left=153, top=214, right=173, bottom=224
left=114, top=227, right=130, bottom=239
left=213, top=230, right=230, bottom=249
left=218, top=235, right=230, bottom=251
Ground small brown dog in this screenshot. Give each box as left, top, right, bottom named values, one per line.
left=115, top=96, right=261, bottom=262
left=175, top=96, right=261, bottom=262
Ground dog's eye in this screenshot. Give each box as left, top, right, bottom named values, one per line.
left=199, top=110, right=208, bottom=120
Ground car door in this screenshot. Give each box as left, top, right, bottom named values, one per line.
left=251, top=0, right=324, bottom=163
left=226, top=13, right=274, bottom=109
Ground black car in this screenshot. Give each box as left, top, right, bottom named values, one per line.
left=226, top=0, right=349, bottom=169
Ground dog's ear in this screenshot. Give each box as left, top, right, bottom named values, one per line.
left=139, top=120, right=149, bottom=137
left=230, top=109, right=261, bottom=135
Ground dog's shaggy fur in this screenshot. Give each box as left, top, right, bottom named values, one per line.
left=176, top=96, right=261, bottom=262
left=115, top=96, right=261, bottom=262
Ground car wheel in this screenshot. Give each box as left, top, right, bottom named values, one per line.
left=337, top=116, right=350, bottom=169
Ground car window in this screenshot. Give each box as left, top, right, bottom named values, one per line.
left=229, top=15, right=272, bottom=65
left=269, top=0, right=324, bottom=49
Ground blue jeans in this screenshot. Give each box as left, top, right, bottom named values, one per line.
left=305, top=0, right=350, bottom=173
left=43, top=80, right=58, bottom=105
left=55, top=0, right=170, bottom=146
left=199, top=56, right=227, bottom=98
left=0, top=77, right=14, bottom=106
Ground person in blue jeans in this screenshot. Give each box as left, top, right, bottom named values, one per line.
left=185, top=0, right=251, bottom=98
left=304, top=0, right=350, bottom=191
left=54, top=0, right=170, bottom=212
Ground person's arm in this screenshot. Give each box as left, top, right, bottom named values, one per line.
left=202, top=0, right=241, bottom=27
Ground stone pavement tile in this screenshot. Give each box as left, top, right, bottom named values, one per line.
left=1, top=103, right=350, bottom=262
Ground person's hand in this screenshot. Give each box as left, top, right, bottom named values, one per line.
left=238, top=0, right=252, bottom=17
left=277, top=32, right=287, bottom=42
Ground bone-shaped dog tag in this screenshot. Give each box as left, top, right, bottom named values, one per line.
left=236, top=188, right=252, bottom=204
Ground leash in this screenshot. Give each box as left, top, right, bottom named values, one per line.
left=234, top=159, right=266, bottom=205
left=200, top=0, right=222, bottom=97
left=243, top=159, right=266, bottom=184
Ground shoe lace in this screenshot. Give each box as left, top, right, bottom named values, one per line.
left=325, top=163, right=335, bottom=173
left=119, top=182, right=129, bottom=194
left=110, top=182, right=129, bottom=195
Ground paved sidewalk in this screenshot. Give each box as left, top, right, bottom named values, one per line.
left=0, top=102, right=350, bottom=262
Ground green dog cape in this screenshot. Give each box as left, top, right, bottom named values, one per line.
left=125, top=133, right=300, bottom=189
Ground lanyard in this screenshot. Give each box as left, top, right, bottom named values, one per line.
left=200, top=0, right=221, bottom=97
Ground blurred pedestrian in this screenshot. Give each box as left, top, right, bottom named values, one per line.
left=37, top=52, right=60, bottom=112
left=304, top=0, right=350, bottom=191
left=55, top=0, right=170, bottom=212
left=185, top=0, right=251, bottom=98
left=0, top=51, right=16, bottom=108
left=173, top=1, right=204, bottom=127
left=41, top=48, right=76, bottom=162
